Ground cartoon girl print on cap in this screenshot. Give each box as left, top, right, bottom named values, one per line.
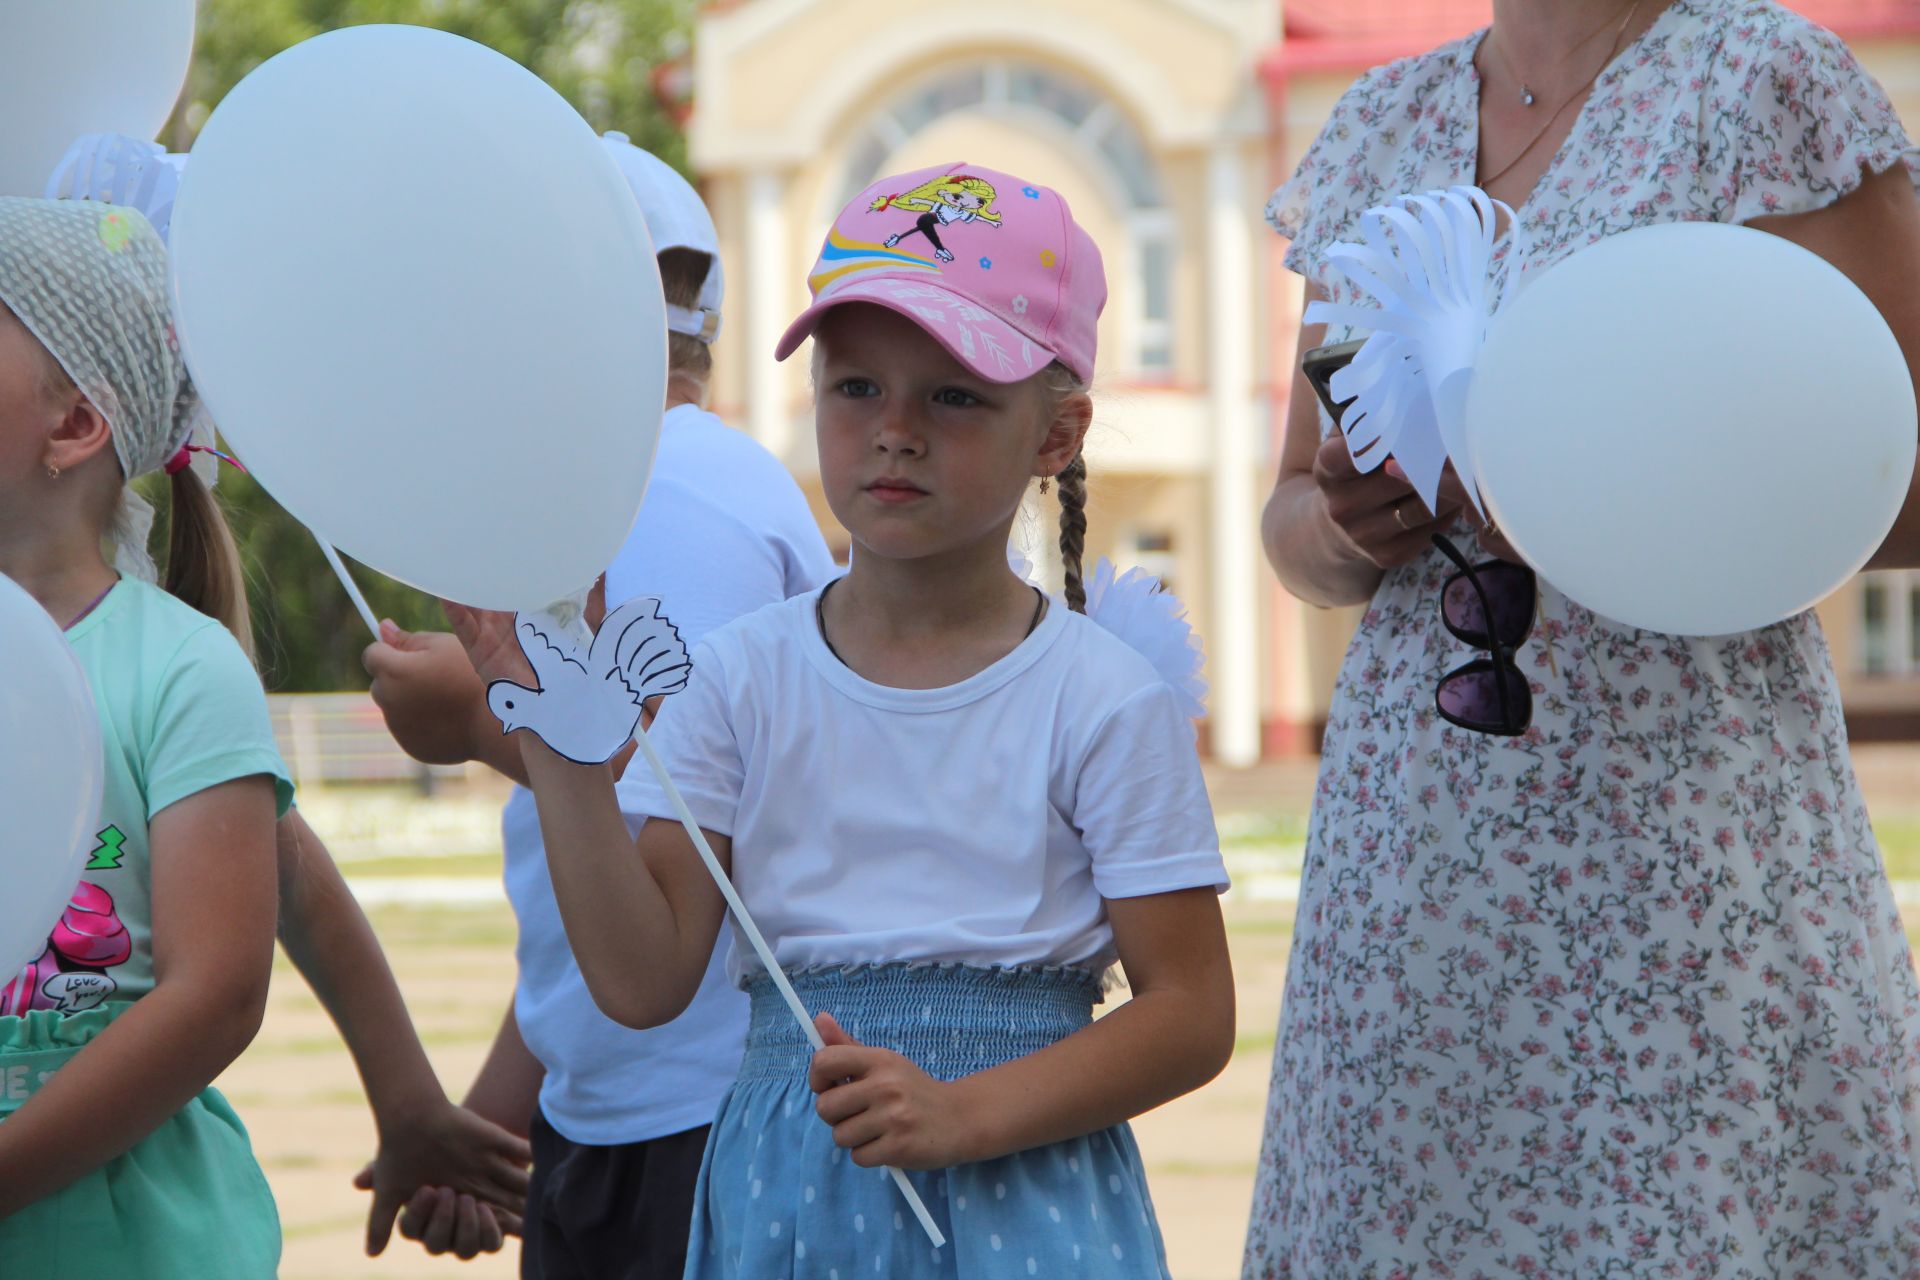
left=869, top=174, right=1002, bottom=262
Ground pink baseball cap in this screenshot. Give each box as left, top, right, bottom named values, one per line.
left=775, top=162, right=1105, bottom=384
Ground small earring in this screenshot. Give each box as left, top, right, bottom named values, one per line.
left=45, top=462, right=60, bottom=480
left=1039, top=476, right=1051, bottom=494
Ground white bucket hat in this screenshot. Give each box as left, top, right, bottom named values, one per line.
left=599, top=131, right=722, bottom=343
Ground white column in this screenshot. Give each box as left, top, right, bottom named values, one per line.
left=746, top=168, right=791, bottom=457
left=1266, top=295, right=1317, bottom=753
left=1206, top=141, right=1262, bottom=766
left=1893, top=572, right=1915, bottom=676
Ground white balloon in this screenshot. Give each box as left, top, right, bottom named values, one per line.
left=0, top=1, right=196, bottom=196
left=1467, top=221, right=1916, bottom=637
left=0, top=574, right=103, bottom=983
left=169, top=25, right=667, bottom=612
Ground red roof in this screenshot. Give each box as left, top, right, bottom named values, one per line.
left=1271, top=0, right=1920, bottom=75
left=1284, top=0, right=1489, bottom=45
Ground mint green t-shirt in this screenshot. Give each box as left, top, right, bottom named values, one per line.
left=0, top=580, right=292, bottom=1017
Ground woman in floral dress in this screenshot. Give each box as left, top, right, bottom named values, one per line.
left=1247, top=1, right=1920, bottom=1276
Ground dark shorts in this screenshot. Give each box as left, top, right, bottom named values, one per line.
left=522, top=1108, right=713, bottom=1280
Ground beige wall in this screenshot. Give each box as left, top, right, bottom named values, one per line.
left=694, top=0, right=1271, bottom=163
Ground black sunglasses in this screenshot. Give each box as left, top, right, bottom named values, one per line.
left=1301, top=341, right=1535, bottom=736
left=1430, top=534, right=1535, bottom=736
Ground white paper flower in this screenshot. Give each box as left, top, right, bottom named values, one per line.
left=1305, top=186, right=1509, bottom=517
left=44, top=132, right=187, bottom=245
left=1006, top=546, right=1205, bottom=717
left=1082, top=560, right=1208, bottom=720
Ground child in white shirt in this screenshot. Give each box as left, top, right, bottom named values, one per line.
left=450, top=161, right=1233, bottom=1279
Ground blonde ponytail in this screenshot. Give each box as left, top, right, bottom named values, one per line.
left=165, top=466, right=254, bottom=661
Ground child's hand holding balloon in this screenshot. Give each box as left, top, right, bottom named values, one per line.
left=362, top=622, right=492, bottom=765
left=440, top=600, right=537, bottom=688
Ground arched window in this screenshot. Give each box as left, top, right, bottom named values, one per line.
left=838, top=60, right=1174, bottom=378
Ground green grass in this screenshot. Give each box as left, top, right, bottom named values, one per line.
left=336, top=852, right=505, bottom=879
left=1216, top=811, right=1309, bottom=848
left=1232, top=1029, right=1277, bottom=1057
left=219, top=1090, right=277, bottom=1108
left=282, top=1213, right=376, bottom=1242
left=256, top=1035, right=355, bottom=1059
left=1146, top=1159, right=1259, bottom=1178
left=418, top=1023, right=511, bottom=1048
left=363, top=905, right=518, bottom=950
left=262, top=1151, right=324, bottom=1171
left=1225, top=915, right=1297, bottom=937
left=1874, top=815, right=1920, bottom=881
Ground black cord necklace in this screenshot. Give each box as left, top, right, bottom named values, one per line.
left=816, top=578, right=1047, bottom=669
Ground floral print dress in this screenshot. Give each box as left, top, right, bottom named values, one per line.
left=1246, top=3, right=1920, bottom=1277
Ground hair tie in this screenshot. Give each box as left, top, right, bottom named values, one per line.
left=164, top=443, right=247, bottom=477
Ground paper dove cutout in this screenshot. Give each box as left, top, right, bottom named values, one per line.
left=487, top=596, right=693, bottom=765
left=45, top=133, right=187, bottom=245
left=1304, top=186, right=1511, bottom=517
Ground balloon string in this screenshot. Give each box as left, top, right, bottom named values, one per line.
left=317, top=537, right=381, bottom=636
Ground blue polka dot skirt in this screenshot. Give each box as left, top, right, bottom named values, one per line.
left=683, top=963, right=1171, bottom=1279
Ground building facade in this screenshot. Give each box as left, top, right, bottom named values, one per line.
left=687, top=0, right=1920, bottom=759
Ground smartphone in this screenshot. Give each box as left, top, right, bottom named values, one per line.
left=1301, top=338, right=1364, bottom=427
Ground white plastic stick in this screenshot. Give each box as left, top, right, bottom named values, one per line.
left=630, top=727, right=946, bottom=1248
left=317, top=538, right=381, bottom=637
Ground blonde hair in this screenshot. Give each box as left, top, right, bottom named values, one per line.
left=34, top=336, right=254, bottom=659
left=163, top=467, right=254, bottom=660
left=869, top=175, right=1003, bottom=224
left=1038, top=363, right=1090, bottom=613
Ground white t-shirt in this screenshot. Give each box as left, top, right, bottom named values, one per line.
left=504, top=404, right=835, bottom=1145
left=616, top=589, right=1227, bottom=983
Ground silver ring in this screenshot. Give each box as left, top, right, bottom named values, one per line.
left=1393, top=501, right=1413, bottom=532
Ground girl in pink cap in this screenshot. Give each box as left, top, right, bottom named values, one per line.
left=451, top=162, right=1233, bottom=1277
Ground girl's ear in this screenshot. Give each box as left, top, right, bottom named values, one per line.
left=1035, top=389, right=1092, bottom=479
left=43, top=391, right=116, bottom=475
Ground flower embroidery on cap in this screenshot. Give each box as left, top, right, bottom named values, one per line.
left=979, top=257, right=993, bottom=270
left=1022, top=186, right=1041, bottom=199
left=1039, top=248, right=1057, bottom=268
left=1012, top=295, right=1030, bottom=315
